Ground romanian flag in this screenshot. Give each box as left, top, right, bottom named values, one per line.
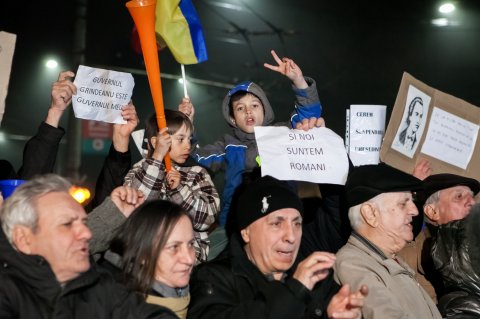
left=155, top=0, right=208, bottom=65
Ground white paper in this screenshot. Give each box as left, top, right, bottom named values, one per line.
left=255, top=126, right=349, bottom=185
left=72, top=65, right=135, bottom=124
left=0, top=31, right=17, bottom=126
left=131, top=129, right=148, bottom=158
left=348, top=105, right=386, bottom=166
left=392, top=85, right=431, bottom=158
left=421, top=107, right=479, bottom=169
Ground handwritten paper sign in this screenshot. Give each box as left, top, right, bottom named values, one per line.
left=348, top=105, right=386, bottom=166
left=421, top=107, right=479, bottom=169
left=255, top=126, right=349, bottom=184
left=72, top=65, right=134, bottom=124
left=0, top=31, right=17, bottom=126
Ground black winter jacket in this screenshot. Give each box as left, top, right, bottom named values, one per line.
left=0, top=228, right=176, bottom=319
left=188, top=233, right=339, bottom=319
left=431, top=210, right=480, bottom=319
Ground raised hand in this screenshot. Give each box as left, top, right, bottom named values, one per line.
left=178, top=97, right=195, bottom=123
left=166, top=168, right=181, bottom=189
left=412, top=158, right=432, bottom=181
left=113, top=102, right=139, bottom=152
left=110, top=186, right=145, bottom=218
left=46, top=70, right=77, bottom=127
left=264, top=50, right=308, bottom=89
left=151, top=127, right=172, bottom=162
left=327, top=284, right=368, bottom=319
left=295, top=117, right=326, bottom=131
left=293, top=251, right=336, bottom=290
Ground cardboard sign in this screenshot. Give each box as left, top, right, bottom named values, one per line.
left=72, top=65, right=134, bottom=124
left=348, top=105, right=387, bottom=166
left=380, top=72, right=480, bottom=180
left=0, top=31, right=17, bottom=126
left=255, top=126, right=349, bottom=184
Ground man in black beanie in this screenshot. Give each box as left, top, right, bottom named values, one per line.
left=333, top=163, right=442, bottom=319
left=188, top=175, right=367, bottom=319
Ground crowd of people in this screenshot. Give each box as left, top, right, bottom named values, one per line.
left=1, top=50, right=479, bottom=319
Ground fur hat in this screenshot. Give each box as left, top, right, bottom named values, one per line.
left=235, top=175, right=302, bottom=231
left=345, top=163, right=423, bottom=207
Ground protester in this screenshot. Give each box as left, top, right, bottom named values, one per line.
left=101, top=200, right=195, bottom=319
left=188, top=175, right=367, bottom=319
left=0, top=174, right=176, bottom=318
left=0, top=70, right=75, bottom=181
left=124, top=109, right=220, bottom=263
left=419, top=173, right=480, bottom=318
left=334, top=164, right=442, bottom=318
left=395, top=158, right=440, bottom=301
left=179, top=50, right=324, bottom=229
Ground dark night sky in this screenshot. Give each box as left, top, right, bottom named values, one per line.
left=1, top=0, right=480, bottom=191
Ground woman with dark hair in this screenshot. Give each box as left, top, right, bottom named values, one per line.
left=110, top=199, right=196, bottom=319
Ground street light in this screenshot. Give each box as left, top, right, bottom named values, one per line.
left=439, top=3, right=455, bottom=14
left=45, top=59, right=58, bottom=69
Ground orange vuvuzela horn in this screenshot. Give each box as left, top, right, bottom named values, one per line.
left=126, top=0, right=171, bottom=171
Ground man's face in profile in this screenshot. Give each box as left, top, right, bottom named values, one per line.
left=410, top=101, right=423, bottom=132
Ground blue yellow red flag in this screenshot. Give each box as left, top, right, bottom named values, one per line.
left=155, top=0, right=208, bottom=64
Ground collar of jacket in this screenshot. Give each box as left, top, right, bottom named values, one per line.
left=233, top=127, right=257, bottom=142
left=351, top=231, right=389, bottom=260
left=229, top=233, right=288, bottom=284
left=350, top=232, right=414, bottom=277
left=0, top=227, right=100, bottom=303
left=152, top=280, right=189, bottom=298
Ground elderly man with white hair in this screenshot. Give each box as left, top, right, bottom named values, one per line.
left=334, top=164, right=442, bottom=319
left=0, top=174, right=176, bottom=319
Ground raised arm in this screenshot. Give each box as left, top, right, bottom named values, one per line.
left=86, top=103, right=138, bottom=210
left=87, top=186, right=144, bottom=255
left=264, top=50, right=308, bottom=89
left=18, top=71, right=76, bottom=179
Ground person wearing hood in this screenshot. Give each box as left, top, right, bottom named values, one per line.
left=178, top=50, right=324, bottom=235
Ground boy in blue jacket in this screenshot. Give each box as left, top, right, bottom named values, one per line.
left=179, top=50, right=323, bottom=228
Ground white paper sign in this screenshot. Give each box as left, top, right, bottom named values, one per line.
left=72, top=65, right=134, bottom=124
left=0, top=31, right=17, bottom=126
left=421, top=107, right=479, bottom=169
left=255, top=126, right=349, bottom=184
left=348, top=105, right=386, bottom=166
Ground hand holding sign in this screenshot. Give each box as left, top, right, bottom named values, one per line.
left=295, top=117, right=325, bottom=131
left=113, top=102, right=139, bottom=153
